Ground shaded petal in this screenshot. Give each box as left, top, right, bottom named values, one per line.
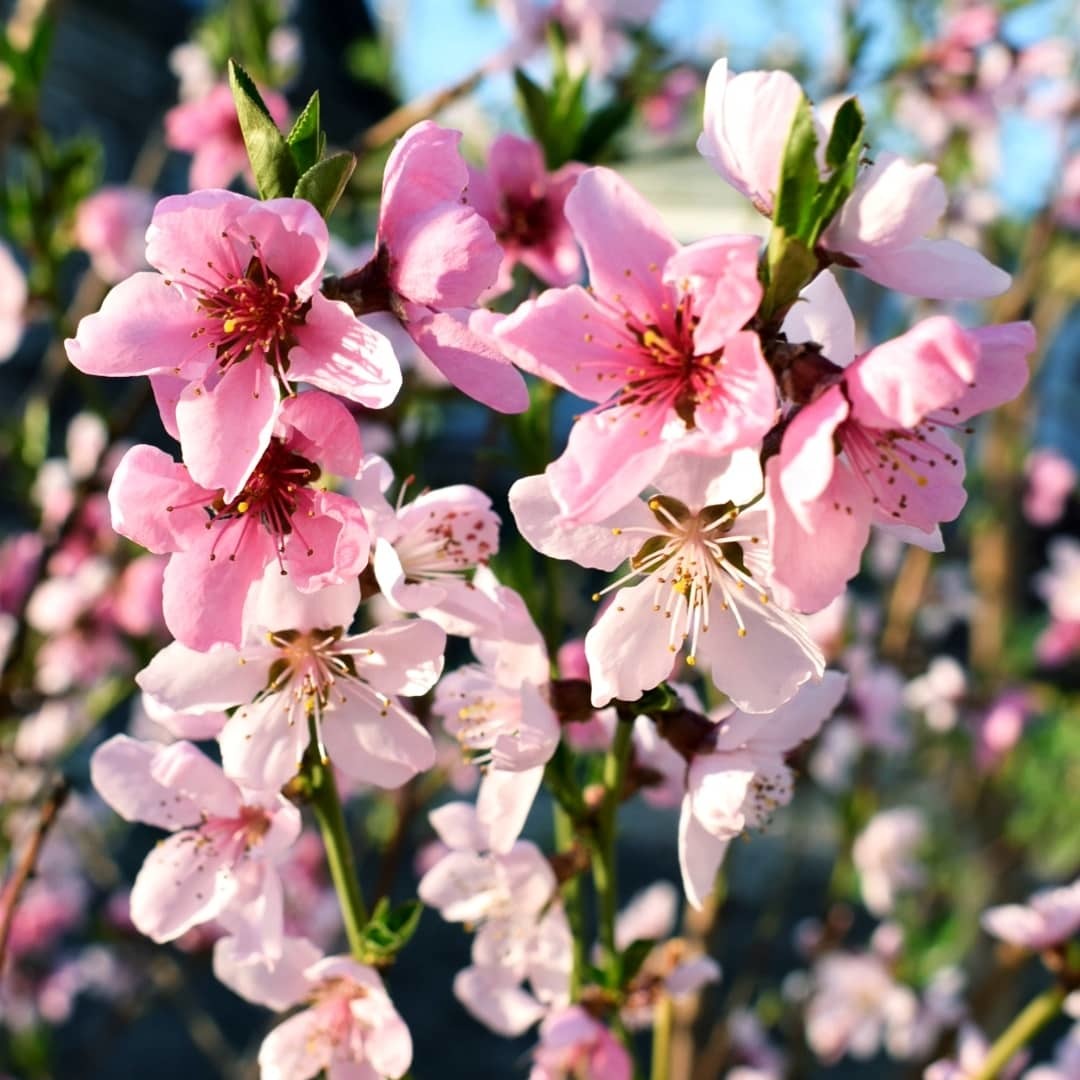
left=777, top=387, right=848, bottom=515
left=944, top=322, right=1035, bottom=422
left=428, top=802, right=485, bottom=852
left=149, top=740, right=242, bottom=818
left=289, top=294, right=402, bottom=409
left=90, top=734, right=202, bottom=830
left=678, top=796, right=730, bottom=910
left=476, top=765, right=544, bottom=854
left=218, top=695, right=309, bottom=791
left=347, top=619, right=446, bottom=697
left=855, top=237, right=1010, bottom=300
left=213, top=934, right=321, bottom=1010
left=782, top=270, right=856, bottom=367
left=279, top=389, right=364, bottom=478
left=692, top=331, right=777, bottom=450
left=454, top=966, right=545, bottom=1037
left=137, top=639, right=267, bottom=712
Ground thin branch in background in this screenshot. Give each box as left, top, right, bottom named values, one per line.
left=0, top=776, right=69, bottom=973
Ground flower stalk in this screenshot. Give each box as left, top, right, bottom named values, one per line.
left=971, top=984, right=1066, bottom=1080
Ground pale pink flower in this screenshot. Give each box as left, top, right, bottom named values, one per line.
left=679, top=674, right=846, bottom=909
left=697, top=57, right=805, bottom=215
left=1056, top=153, right=1080, bottom=230
left=350, top=122, right=528, bottom=413
left=641, top=67, right=701, bottom=136
left=727, top=1008, right=786, bottom=1080
left=768, top=318, right=1034, bottom=612
left=109, top=390, right=370, bottom=650
left=258, top=955, right=412, bottom=1080
left=90, top=734, right=300, bottom=951
left=1024, top=449, right=1076, bottom=526
left=822, top=152, right=1010, bottom=298
left=0, top=240, right=27, bottom=361
left=926, top=1024, right=1027, bottom=1080
left=66, top=190, right=400, bottom=498
left=981, top=878, right=1080, bottom=950
left=805, top=950, right=920, bottom=1063
left=164, top=82, right=290, bottom=191
left=905, top=656, right=967, bottom=733
left=975, top=689, right=1032, bottom=771
left=530, top=1005, right=633, bottom=1080
left=213, top=933, right=322, bottom=1011
left=497, top=167, right=772, bottom=523
left=138, top=569, right=444, bottom=792
left=1037, top=539, right=1080, bottom=624
left=1036, top=620, right=1080, bottom=667
left=1024, top=1023, right=1080, bottom=1080
left=353, top=454, right=502, bottom=632
left=73, top=186, right=155, bottom=283
left=510, top=452, right=824, bottom=712
left=419, top=802, right=570, bottom=1036
left=469, top=134, right=584, bottom=290
left=852, top=807, right=927, bottom=916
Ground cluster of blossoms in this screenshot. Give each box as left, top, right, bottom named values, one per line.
left=51, top=33, right=1049, bottom=1077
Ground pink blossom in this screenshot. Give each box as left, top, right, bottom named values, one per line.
left=469, top=134, right=584, bottom=290
left=530, top=1005, right=633, bottom=1080
left=164, top=82, right=290, bottom=191
left=768, top=318, right=1034, bottom=612
left=213, top=933, right=322, bottom=1011
left=138, top=569, right=444, bottom=792
left=66, top=189, right=400, bottom=498
left=353, top=122, right=528, bottom=412
left=90, top=734, right=300, bottom=950
left=354, top=454, right=502, bottom=631
left=1024, top=1023, right=1080, bottom=1080
left=926, top=1024, right=1027, bottom=1080
left=1024, top=449, right=1076, bottom=526
left=510, top=452, right=824, bottom=713
left=981, top=878, right=1080, bottom=950
left=852, top=807, right=927, bottom=916
left=805, top=950, right=920, bottom=1063
left=697, top=57, right=805, bottom=215
left=73, top=186, right=155, bottom=283
left=0, top=240, right=27, bottom=361
left=641, top=67, right=701, bottom=136
left=108, top=390, right=370, bottom=650
left=680, top=674, right=846, bottom=909
left=822, top=152, right=1010, bottom=299
left=1056, top=153, right=1080, bottom=229
left=497, top=167, right=772, bottom=522
left=1038, top=539, right=1080, bottom=625
left=258, top=955, right=413, bottom=1080
left=975, top=689, right=1032, bottom=771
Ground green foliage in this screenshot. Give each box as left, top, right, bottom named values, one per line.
left=359, top=897, right=424, bottom=964
left=761, top=95, right=865, bottom=321
left=617, top=937, right=657, bottom=988
left=228, top=60, right=356, bottom=218
left=0, top=13, right=53, bottom=110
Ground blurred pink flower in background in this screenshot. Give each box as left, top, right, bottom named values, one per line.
left=73, top=186, right=155, bottom=283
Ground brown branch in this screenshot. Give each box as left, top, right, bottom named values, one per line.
left=0, top=776, right=70, bottom=972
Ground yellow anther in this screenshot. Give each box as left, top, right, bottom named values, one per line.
left=737, top=628, right=747, bottom=638
left=685, top=655, right=696, bottom=666
left=236, top=500, right=250, bottom=513
left=223, top=317, right=238, bottom=334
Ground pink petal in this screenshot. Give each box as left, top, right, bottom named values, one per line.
left=90, top=734, right=202, bottom=830
left=564, top=168, right=678, bottom=331
left=407, top=308, right=528, bottom=413
left=846, top=317, right=977, bottom=430
left=782, top=270, right=856, bottom=367
left=149, top=740, right=242, bottom=819
left=279, top=390, right=364, bottom=479
left=854, top=237, right=1010, bottom=300
left=777, top=386, right=848, bottom=514
left=428, top=802, right=486, bottom=852
left=258, top=1008, right=328, bottom=1080
left=348, top=619, right=446, bottom=697
left=213, top=934, right=321, bottom=1010
left=289, top=294, right=403, bottom=409
left=218, top=695, right=308, bottom=791
left=454, top=966, right=545, bottom=1037
left=129, top=828, right=237, bottom=942
left=494, top=284, right=630, bottom=402
left=945, top=322, right=1035, bottom=422
left=508, top=473, right=650, bottom=571
left=476, top=765, right=544, bottom=854
left=146, top=189, right=257, bottom=280
left=766, top=455, right=871, bottom=613
left=663, top=235, right=762, bottom=353
left=136, top=639, right=268, bottom=713
left=692, top=331, right=777, bottom=450
left=108, top=445, right=214, bottom=554
left=176, top=359, right=280, bottom=501
left=678, top=796, right=730, bottom=910
left=283, top=490, right=370, bottom=593
left=65, top=272, right=202, bottom=377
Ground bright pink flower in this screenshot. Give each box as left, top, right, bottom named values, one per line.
left=822, top=152, right=1010, bottom=299
left=496, top=167, right=773, bottom=522
left=975, top=688, right=1031, bottom=771
left=357, top=122, right=528, bottom=412
left=530, top=1005, right=633, bottom=1080
left=90, top=734, right=300, bottom=950
left=926, top=1024, right=1028, bottom=1080
left=697, top=57, right=805, bottom=215
left=469, top=134, right=584, bottom=291
left=73, top=186, right=156, bottom=284
left=66, top=190, right=400, bottom=498
left=768, top=317, right=1034, bottom=612
left=164, top=82, right=290, bottom=191
left=510, top=452, right=824, bottom=712
left=258, top=955, right=413, bottom=1080
left=1037, top=538, right=1080, bottom=624
left=641, top=67, right=701, bottom=136
left=109, top=390, right=370, bottom=649
left=0, top=240, right=27, bottom=362
left=1024, top=449, right=1076, bottom=526
left=981, top=878, right=1080, bottom=950
left=679, top=674, right=846, bottom=908
left=138, top=568, right=443, bottom=791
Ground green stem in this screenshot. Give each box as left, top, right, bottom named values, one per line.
left=651, top=993, right=673, bottom=1080
left=553, top=800, right=585, bottom=998
left=304, top=745, right=369, bottom=957
left=593, top=714, right=635, bottom=984
left=971, top=985, right=1066, bottom=1080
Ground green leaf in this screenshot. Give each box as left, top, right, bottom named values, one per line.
left=619, top=938, right=657, bottom=987
left=228, top=59, right=297, bottom=200
left=515, top=68, right=552, bottom=154
left=576, top=98, right=635, bottom=163
left=762, top=231, right=818, bottom=322
left=358, top=898, right=423, bottom=963
left=286, top=91, right=322, bottom=175
left=294, top=152, right=356, bottom=219
left=824, top=96, right=862, bottom=172
left=771, top=93, right=820, bottom=243
left=810, top=97, right=865, bottom=244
